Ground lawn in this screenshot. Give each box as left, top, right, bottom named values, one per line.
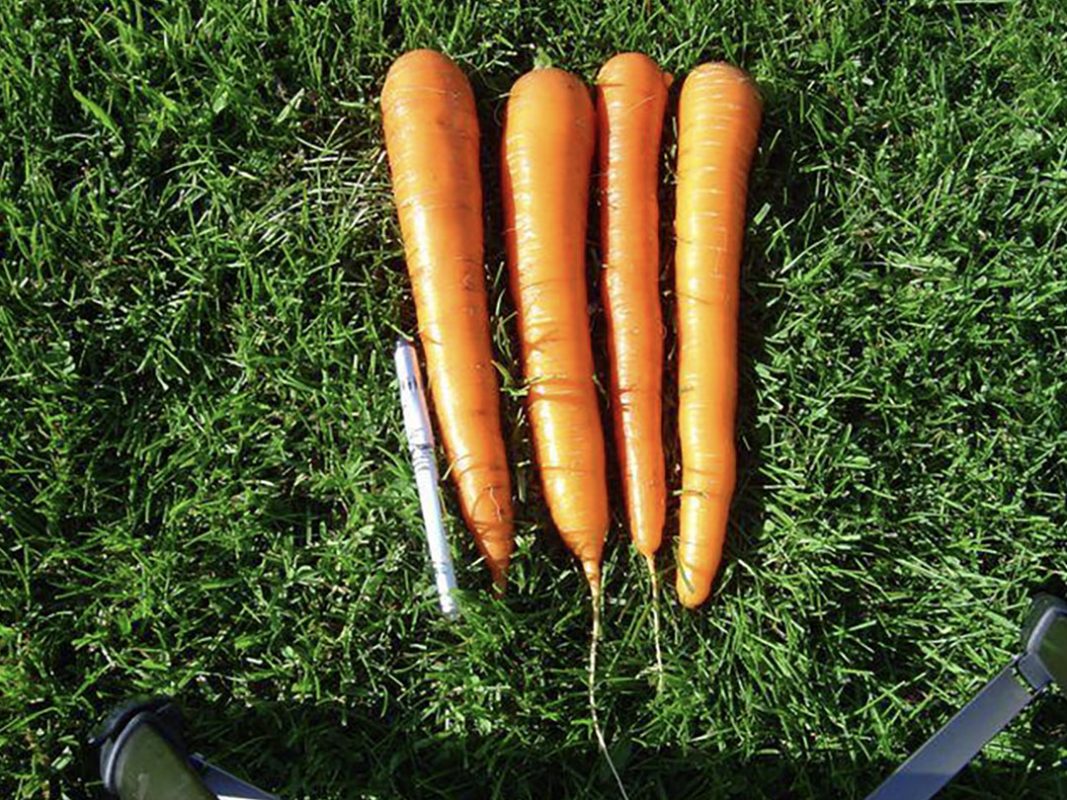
left=2, top=1, right=1066, bottom=798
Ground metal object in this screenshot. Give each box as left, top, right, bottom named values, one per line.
left=866, top=594, right=1067, bottom=800
left=91, top=697, right=277, bottom=800
left=394, top=338, right=460, bottom=619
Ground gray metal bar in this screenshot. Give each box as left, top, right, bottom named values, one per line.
left=865, top=662, right=1040, bottom=800
left=191, top=754, right=280, bottom=800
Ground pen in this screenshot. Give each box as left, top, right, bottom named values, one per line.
left=394, top=338, right=460, bottom=619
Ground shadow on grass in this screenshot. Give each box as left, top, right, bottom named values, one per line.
left=83, top=693, right=1061, bottom=800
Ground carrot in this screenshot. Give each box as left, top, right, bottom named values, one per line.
left=674, top=63, right=761, bottom=609
left=595, top=53, right=670, bottom=680
left=381, top=50, right=514, bottom=590
left=501, top=67, right=607, bottom=593
left=502, top=67, right=627, bottom=798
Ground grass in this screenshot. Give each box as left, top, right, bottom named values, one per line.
left=2, top=0, right=1066, bottom=797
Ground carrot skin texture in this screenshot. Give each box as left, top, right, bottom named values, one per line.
left=674, top=63, right=761, bottom=608
left=502, top=68, right=608, bottom=589
left=381, top=50, right=514, bottom=588
left=596, top=53, right=670, bottom=559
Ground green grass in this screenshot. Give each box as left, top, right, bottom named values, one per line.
left=3, top=1, right=1067, bottom=797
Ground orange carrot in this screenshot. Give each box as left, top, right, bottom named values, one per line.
left=381, top=50, right=514, bottom=589
left=503, top=68, right=624, bottom=795
left=595, top=53, right=670, bottom=562
left=596, top=53, right=670, bottom=686
left=674, top=63, right=761, bottom=609
left=501, top=67, right=607, bottom=593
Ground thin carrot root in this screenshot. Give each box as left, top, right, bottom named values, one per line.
left=645, top=552, right=664, bottom=694
left=588, top=584, right=630, bottom=800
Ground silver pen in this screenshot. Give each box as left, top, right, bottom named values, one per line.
left=394, top=338, right=460, bottom=619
